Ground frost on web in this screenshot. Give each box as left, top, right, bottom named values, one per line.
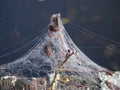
left=0, top=14, right=105, bottom=85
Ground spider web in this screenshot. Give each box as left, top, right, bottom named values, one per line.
left=0, top=14, right=105, bottom=86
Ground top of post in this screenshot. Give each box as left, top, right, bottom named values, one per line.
left=49, top=13, right=61, bottom=32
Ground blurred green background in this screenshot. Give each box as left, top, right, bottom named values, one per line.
left=0, top=0, right=120, bottom=71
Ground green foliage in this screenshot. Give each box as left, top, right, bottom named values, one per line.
left=104, top=44, right=116, bottom=57
left=62, top=18, right=69, bottom=24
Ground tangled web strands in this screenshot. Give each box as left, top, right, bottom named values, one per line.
left=0, top=14, right=105, bottom=84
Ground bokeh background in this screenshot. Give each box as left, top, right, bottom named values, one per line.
left=0, top=0, right=120, bottom=71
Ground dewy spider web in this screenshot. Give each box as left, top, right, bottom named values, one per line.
left=0, top=14, right=106, bottom=86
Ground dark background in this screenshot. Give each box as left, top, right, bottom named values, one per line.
left=0, top=0, right=120, bottom=71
